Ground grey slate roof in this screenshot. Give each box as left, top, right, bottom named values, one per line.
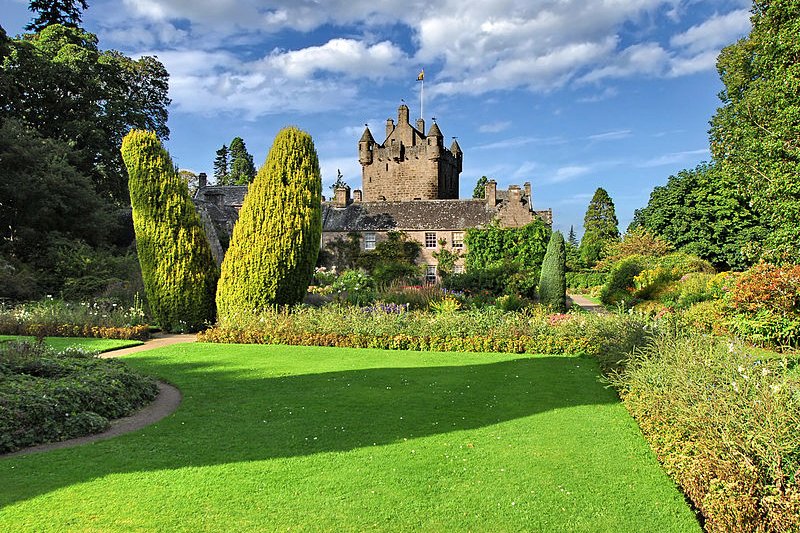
left=322, top=200, right=496, bottom=232
left=194, top=185, right=247, bottom=206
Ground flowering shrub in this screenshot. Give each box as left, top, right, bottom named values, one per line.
left=610, top=334, right=800, bottom=532
left=331, top=270, right=376, bottom=306
left=0, top=296, right=150, bottom=340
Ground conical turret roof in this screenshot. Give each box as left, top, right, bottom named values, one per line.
left=428, top=122, right=443, bottom=138
left=359, top=126, right=375, bottom=143
left=450, top=138, right=462, bottom=153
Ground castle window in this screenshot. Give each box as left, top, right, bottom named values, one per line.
left=425, top=265, right=437, bottom=284
left=425, top=232, right=437, bottom=248
left=452, top=232, right=464, bottom=248
left=364, top=232, right=376, bottom=250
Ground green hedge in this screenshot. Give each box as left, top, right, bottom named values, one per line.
left=566, top=272, right=607, bottom=290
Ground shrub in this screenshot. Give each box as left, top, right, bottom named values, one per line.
left=331, top=270, right=376, bottom=306
left=565, top=271, right=607, bottom=290
left=609, top=334, right=800, bottom=532
left=538, top=231, right=567, bottom=312
left=0, top=341, right=158, bottom=453
left=121, top=130, right=218, bottom=332
left=600, top=256, right=647, bottom=305
left=217, top=127, right=322, bottom=318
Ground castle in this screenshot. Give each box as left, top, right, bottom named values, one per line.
left=194, top=104, right=552, bottom=281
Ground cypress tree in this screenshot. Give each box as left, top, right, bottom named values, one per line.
left=121, top=130, right=218, bottom=332
left=216, top=127, right=322, bottom=320
left=213, top=144, right=229, bottom=183
left=538, top=231, right=567, bottom=312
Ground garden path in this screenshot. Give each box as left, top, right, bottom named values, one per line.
left=100, top=331, right=196, bottom=358
left=568, top=293, right=607, bottom=314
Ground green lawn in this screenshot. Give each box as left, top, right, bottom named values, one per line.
left=0, top=335, right=143, bottom=352
left=0, top=344, right=700, bottom=532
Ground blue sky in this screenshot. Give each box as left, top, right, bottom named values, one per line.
left=2, top=0, right=753, bottom=236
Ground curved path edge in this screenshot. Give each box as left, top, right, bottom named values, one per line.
left=2, top=381, right=182, bottom=458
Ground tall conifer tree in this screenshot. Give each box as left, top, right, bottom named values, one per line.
left=228, top=136, right=256, bottom=185
left=27, top=0, right=88, bottom=31
left=121, top=130, right=218, bottom=332
left=216, top=127, right=321, bottom=319
left=539, top=231, right=567, bottom=312
left=213, top=144, right=229, bottom=183
left=579, top=187, right=619, bottom=266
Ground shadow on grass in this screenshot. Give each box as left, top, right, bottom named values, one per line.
left=1, top=351, right=615, bottom=508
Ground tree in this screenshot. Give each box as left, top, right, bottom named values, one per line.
left=567, top=225, right=578, bottom=248
left=178, top=169, right=200, bottom=197
left=472, top=176, right=488, bottom=198
left=579, top=187, right=619, bottom=267
left=121, top=130, right=218, bottom=332
left=358, top=231, right=422, bottom=284
left=331, top=169, right=347, bottom=191
left=227, top=136, right=256, bottom=185
left=630, top=163, right=763, bottom=270
left=216, top=127, right=322, bottom=319
left=1, top=24, right=170, bottom=202
left=213, top=144, right=229, bottom=183
left=538, top=231, right=567, bottom=312
left=26, top=0, right=89, bottom=32
left=708, top=2, right=800, bottom=263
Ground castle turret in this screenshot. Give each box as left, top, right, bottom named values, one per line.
left=450, top=139, right=463, bottom=173
left=359, top=126, right=375, bottom=165
left=398, top=104, right=410, bottom=125
left=427, top=122, right=443, bottom=161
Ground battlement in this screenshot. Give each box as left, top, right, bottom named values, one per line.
left=359, top=104, right=462, bottom=201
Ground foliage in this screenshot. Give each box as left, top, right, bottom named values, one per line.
left=579, top=187, right=619, bottom=267
left=0, top=340, right=157, bottom=453
left=538, top=231, right=567, bottom=312
left=429, top=296, right=461, bottom=315
left=330, top=270, right=375, bottom=306
left=600, top=256, right=647, bottom=305
left=432, top=239, right=462, bottom=277
left=629, top=163, right=763, bottom=270
left=356, top=231, right=421, bottom=285
left=213, top=144, right=228, bottom=183
left=318, top=232, right=361, bottom=270
left=709, top=2, right=800, bottom=263
left=1, top=24, right=170, bottom=203
left=472, top=175, right=488, bottom=198
left=121, top=130, right=218, bottom=332
left=464, top=220, right=549, bottom=272
left=609, top=334, right=800, bottom=532
left=226, top=136, right=256, bottom=185
left=443, top=262, right=517, bottom=297
left=330, top=169, right=347, bottom=191
left=216, top=127, right=322, bottom=318
left=26, top=0, right=88, bottom=32
left=599, top=227, right=672, bottom=268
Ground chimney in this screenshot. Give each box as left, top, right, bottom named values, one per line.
left=334, top=186, right=351, bottom=207
left=485, top=180, right=497, bottom=207
left=416, top=118, right=425, bottom=133
left=386, top=118, right=395, bottom=139
left=198, top=172, right=207, bottom=189
left=509, top=185, right=522, bottom=204
left=353, top=189, right=362, bottom=202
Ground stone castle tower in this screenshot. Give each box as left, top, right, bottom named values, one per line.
left=358, top=104, right=463, bottom=201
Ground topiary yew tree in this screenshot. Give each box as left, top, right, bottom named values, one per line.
left=216, top=127, right=322, bottom=319
left=121, top=129, right=218, bottom=332
left=538, top=231, right=567, bottom=312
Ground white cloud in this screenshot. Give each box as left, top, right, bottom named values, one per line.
left=547, top=165, right=591, bottom=183
left=479, top=121, right=512, bottom=134
left=267, top=39, right=407, bottom=80
left=670, top=9, right=751, bottom=54
left=637, top=148, right=709, bottom=167
left=587, top=129, right=632, bottom=142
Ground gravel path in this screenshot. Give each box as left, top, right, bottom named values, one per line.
left=3, top=332, right=195, bottom=458
left=568, top=293, right=608, bottom=314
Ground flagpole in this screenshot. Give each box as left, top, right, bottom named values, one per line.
left=420, top=76, right=424, bottom=121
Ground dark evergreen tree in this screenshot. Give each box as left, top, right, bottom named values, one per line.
left=567, top=225, right=578, bottom=247
left=213, top=144, right=229, bottom=183
left=121, top=130, right=218, bottom=332
left=472, top=176, right=488, bottom=198
left=579, top=187, right=619, bottom=267
left=538, top=231, right=567, bottom=312
left=26, top=0, right=89, bottom=32
left=216, top=127, right=322, bottom=319
left=227, top=137, right=256, bottom=185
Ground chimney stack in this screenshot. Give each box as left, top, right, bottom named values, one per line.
left=199, top=172, right=207, bottom=189
left=509, top=185, right=522, bottom=204
left=334, top=186, right=351, bottom=207
left=353, top=189, right=362, bottom=202
left=485, top=180, right=497, bottom=207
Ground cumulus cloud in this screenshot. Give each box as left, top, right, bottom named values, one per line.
left=670, top=9, right=751, bottom=53
left=267, top=39, right=407, bottom=80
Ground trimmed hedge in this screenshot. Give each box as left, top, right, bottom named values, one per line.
left=0, top=342, right=158, bottom=453
left=0, top=320, right=150, bottom=341
left=198, top=328, right=593, bottom=355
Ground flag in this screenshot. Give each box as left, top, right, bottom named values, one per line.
left=417, top=70, right=424, bottom=81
